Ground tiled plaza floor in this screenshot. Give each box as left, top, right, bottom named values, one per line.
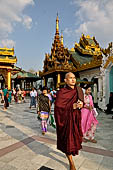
left=0, top=100, right=113, bottom=170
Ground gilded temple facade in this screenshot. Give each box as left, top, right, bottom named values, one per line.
left=70, top=34, right=102, bottom=82
left=40, top=15, right=102, bottom=90
left=0, top=47, right=17, bottom=90
left=40, top=15, right=113, bottom=110
left=40, top=14, right=76, bottom=88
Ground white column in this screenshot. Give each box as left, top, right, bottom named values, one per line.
left=12, top=80, right=14, bottom=89
left=94, top=83, right=97, bottom=104
left=98, top=77, right=102, bottom=101
left=33, top=81, right=36, bottom=88
left=102, top=75, right=106, bottom=110
left=21, top=80, right=24, bottom=89
left=98, top=76, right=103, bottom=109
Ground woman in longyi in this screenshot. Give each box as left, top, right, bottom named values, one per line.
left=81, top=84, right=98, bottom=143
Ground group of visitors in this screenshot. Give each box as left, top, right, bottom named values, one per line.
left=0, top=86, right=26, bottom=111
left=12, top=88, right=26, bottom=103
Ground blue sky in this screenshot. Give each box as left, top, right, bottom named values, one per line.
left=1, top=0, right=113, bottom=71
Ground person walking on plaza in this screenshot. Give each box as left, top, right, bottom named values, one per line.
left=3, top=86, right=9, bottom=110
left=37, top=86, right=51, bottom=135
left=81, top=84, right=98, bottom=143
left=0, top=88, right=4, bottom=103
left=54, top=72, right=84, bottom=170
left=8, top=90, right=12, bottom=103
left=21, top=89, right=26, bottom=103
left=12, top=88, right=16, bottom=102
left=47, top=88, right=52, bottom=105
left=29, top=87, right=37, bottom=109
left=51, top=88, right=57, bottom=104
left=17, top=88, right=22, bottom=103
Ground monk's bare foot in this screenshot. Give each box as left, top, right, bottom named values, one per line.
left=70, top=164, right=76, bottom=170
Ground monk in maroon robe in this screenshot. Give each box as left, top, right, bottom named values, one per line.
left=54, top=72, right=84, bottom=170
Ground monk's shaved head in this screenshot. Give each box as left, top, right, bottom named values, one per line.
left=64, top=72, right=76, bottom=88
left=65, top=72, right=75, bottom=79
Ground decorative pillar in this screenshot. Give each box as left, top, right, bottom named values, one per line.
left=21, top=80, right=25, bottom=89
left=43, top=77, right=46, bottom=86
left=43, top=77, right=47, bottom=87
left=93, top=83, right=97, bottom=104
left=33, top=81, right=36, bottom=88
left=8, top=70, right=11, bottom=90
left=57, top=73, right=61, bottom=88
left=12, top=80, right=15, bottom=89
left=98, top=77, right=102, bottom=101
left=102, top=75, right=106, bottom=110
left=25, top=81, right=26, bottom=90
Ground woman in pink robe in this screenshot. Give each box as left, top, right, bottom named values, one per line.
left=81, top=85, right=98, bottom=143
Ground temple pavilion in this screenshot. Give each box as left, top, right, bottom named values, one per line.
left=0, top=47, right=39, bottom=91
left=40, top=14, right=76, bottom=88
left=11, top=66, right=40, bottom=90
left=40, top=15, right=103, bottom=90
left=0, top=47, right=17, bottom=90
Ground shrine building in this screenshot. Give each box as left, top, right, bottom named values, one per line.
left=40, top=14, right=76, bottom=88
left=0, top=47, right=17, bottom=90
left=40, top=15, right=102, bottom=90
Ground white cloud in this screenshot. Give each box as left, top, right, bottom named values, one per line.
left=72, top=0, right=113, bottom=47
left=63, top=28, right=73, bottom=37
left=23, top=15, right=32, bottom=29
left=0, top=0, right=34, bottom=47
left=1, top=39, right=16, bottom=48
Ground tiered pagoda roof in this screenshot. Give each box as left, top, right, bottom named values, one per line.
left=69, top=34, right=102, bottom=71
left=40, top=14, right=76, bottom=77
left=0, top=47, right=17, bottom=65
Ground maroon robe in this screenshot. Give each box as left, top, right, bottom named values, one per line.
left=54, top=85, right=84, bottom=156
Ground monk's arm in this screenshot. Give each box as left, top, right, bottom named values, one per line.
left=76, top=86, right=84, bottom=109
left=77, top=86, right=84, bottom=102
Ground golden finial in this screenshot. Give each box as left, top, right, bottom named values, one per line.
left=56, top=13, right=59, bottom=34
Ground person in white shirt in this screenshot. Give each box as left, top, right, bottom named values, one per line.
left=29, top=88, right=37, bottom=108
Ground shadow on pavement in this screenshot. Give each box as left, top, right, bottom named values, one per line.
left=38, top=166, right=54, bottom=170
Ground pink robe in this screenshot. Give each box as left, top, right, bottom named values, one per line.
left=81, top=95, right=98, bottom=136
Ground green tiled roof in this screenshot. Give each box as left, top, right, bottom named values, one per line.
left=69, top=50, right=93, bottom=65
left=12, top=71, right=39, bottom=79
left=13, top=66, right=22, bottom=71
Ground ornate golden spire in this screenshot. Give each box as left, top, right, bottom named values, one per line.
left=61, top=31, right=63, bottom=47
left=56, top=13, right=59, bottom=34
